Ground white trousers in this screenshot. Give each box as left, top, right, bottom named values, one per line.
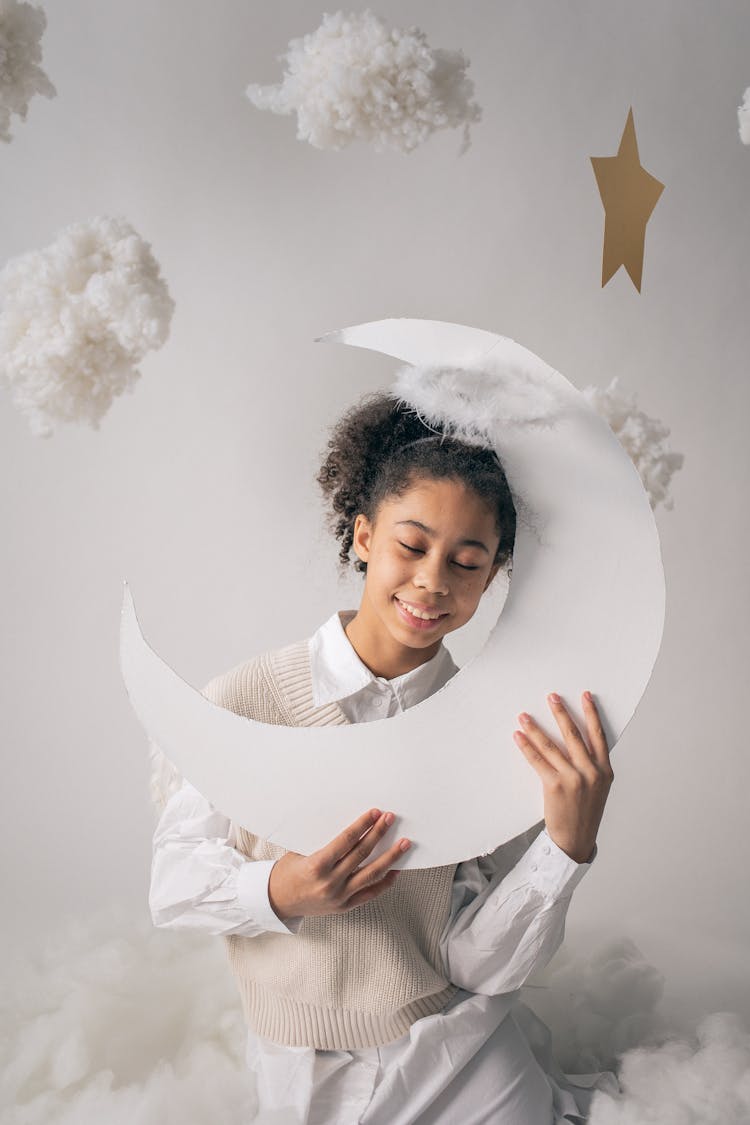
left=245, top=1005, right=601, bottom=1125
left=362, top=1009, right=557, bottom=1125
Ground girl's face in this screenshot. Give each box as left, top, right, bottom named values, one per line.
left=351, top=475, right=504, bottom=659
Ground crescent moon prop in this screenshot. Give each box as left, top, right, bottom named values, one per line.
left=120, top=318, right=665, bottom=868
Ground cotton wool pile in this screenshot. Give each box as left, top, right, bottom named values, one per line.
left=526, top=937, right=670, bottom=1076
left=0, top=215, right=175, bottom=438
left=588, top=1011, right=750, bottom=1123
left=245, top=8, right=482, bottom=154
left=738, top=86, right=750, bottom=144
left=3, top=907, right=750, bottom=1124
left=528, top=938, right=750, bottom=1124
left=0, top=0, right=56, bottom=142
left=0, top=902, right=257, bottom=1125
left=581, top=376, right=684, bottom=510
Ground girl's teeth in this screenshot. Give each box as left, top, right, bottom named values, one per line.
left=398, top=599, right=440, bottom=621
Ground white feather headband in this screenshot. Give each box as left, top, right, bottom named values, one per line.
left=391, top=358, right=573, bottom=445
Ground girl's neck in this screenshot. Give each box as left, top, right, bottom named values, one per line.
left=343, top=601, right=443, bottom=681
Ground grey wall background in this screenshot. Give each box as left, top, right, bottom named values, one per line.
left=1, top=0, right=748, bottom=1019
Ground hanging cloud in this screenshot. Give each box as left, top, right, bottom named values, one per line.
left=245, top=8, right=481, bottom=154
left=0, top=215, right=175, bottom=438
left=581, top=376, right=684, bottom=510
left=0, top=0, right=56, bottom=142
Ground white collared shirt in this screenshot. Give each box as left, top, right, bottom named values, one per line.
left=309, top=607, right=460, bottom=719
left=149, top=609, right=605, bottom=1123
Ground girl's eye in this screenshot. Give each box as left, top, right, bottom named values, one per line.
left=398, top=543, right=479, bottom=571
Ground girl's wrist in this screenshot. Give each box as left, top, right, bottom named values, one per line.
left=268, top=862, right=290, bottom=921
left=546, top=829, right=595, bottom=864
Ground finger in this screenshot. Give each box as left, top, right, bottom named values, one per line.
left=334, top=811, right=401, bottom=877
left=344, top=868, right=400, bottom=911
left=514, top=729, right=559, bottom=784
left=345, top=835, right=411, bottom=891
left=517, top=713, right=578, bottom=778
left=582, top=692, right=612, bottom=769
left=546, top=694, right=596, bottom=770
left=318, top=808, right=384, bottom=871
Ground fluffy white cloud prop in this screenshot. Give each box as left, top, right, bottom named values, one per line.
left=581, top=376, right=684, bottom=510
left=245, top=8, right=481, bottom=154
left=588, top=1011, right=750, bottom=1124
left=0, top=0, right=56, bottom=142
left=4, top=912, right=749, bottom=1124
left=738, top=86, right=750, bottom=145
left=526, top=937, right=750, bottom=1124
left=0, top=215, right=175, bottom=438
left=524, top=937, right=670, bottom=1075
left=1, top=903, right=257, bottom=1124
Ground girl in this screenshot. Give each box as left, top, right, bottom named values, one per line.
left=149, top=391, right=620, bottom=1124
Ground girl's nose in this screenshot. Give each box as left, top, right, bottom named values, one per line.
left=414, top=564, right=450, bottom=595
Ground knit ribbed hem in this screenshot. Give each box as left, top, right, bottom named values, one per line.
left=237, top=979, right=459, bottom=1050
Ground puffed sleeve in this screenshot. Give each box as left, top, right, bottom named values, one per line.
left=439, top=820, right=597, bottom=995
left=149, top=776, right=304, bottom=937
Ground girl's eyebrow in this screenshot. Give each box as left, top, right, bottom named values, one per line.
left=395, top=519, right=490, bottom=554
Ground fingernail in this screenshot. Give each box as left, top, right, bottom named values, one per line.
left=519, top=713, right=530, bottom=724
left=549, top=693, right=561, bottom=704
left=584, top=691, right=592, bottom=701
left=384, top=812, right=394, bottom=826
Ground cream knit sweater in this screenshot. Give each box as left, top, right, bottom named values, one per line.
left=201, top=637, right=459, bottom=1051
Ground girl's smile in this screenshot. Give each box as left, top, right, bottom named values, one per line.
left=393, top=595, right=450, bottom=629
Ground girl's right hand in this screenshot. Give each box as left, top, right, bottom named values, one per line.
left=267, top=808, right=410, bottom=921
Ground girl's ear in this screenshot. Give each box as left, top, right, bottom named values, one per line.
left=352, top=513, right=373, bottom=563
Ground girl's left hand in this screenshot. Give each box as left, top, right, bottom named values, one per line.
left=513, top=692, right=614, bottom=864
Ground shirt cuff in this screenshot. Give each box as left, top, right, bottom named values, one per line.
left=515, top=828, right=597, bottom=898
left=236, top=859, right=304, bottom=935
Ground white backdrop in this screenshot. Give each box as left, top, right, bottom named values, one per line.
left=1, top=0, right=748, bottom=1031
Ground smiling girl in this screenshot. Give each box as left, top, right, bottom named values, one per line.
left=149, top=390, right=619, bottom=1123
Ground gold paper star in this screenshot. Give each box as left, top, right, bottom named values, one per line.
left=591, top=107, right=664, bottom=292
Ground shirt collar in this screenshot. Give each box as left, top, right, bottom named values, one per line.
left=310, top=609, right=459, bottom=710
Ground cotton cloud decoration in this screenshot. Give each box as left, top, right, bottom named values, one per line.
left=738, top=86, right=750, bottom=145
left=531, top=938, right=669, bottom=1075
left=0, top=0, right=56, bottom=142
left=245, top=8, right=481, bottom=154
left=588, top=1011, right=750, bottom=1124
left=581, top=377, right=684, bottom=510
left=0, top=215, right=175, bottom=437
left=5, top=907, right=749, bottom=1122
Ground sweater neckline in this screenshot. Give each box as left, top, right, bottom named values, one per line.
left=266, top=639, right=354, bottom=728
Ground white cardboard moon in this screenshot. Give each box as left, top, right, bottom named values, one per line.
left=120, top=319, right=665, bottom=869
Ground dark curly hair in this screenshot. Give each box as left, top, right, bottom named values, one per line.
left=316, top=391, right=516, bottom=578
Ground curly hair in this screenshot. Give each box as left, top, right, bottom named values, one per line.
left=316, top=391, right=516, bottom=577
